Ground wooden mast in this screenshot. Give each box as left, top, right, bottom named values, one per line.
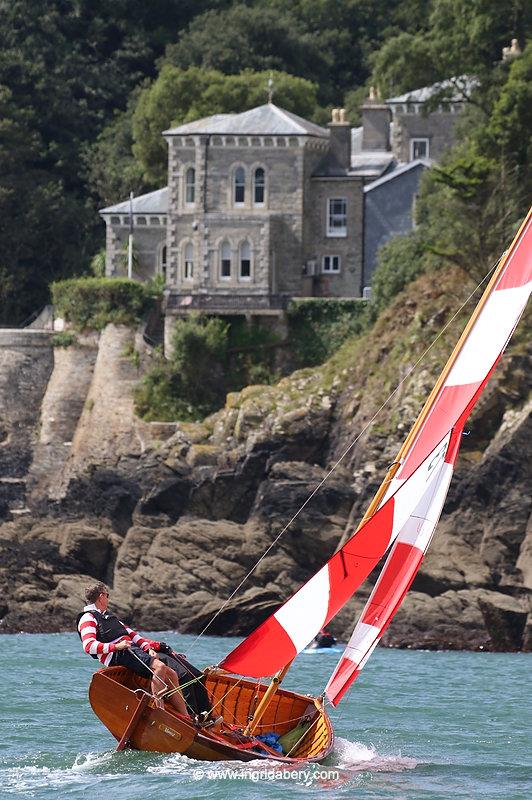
left=241, top=208, right=531, bottom=733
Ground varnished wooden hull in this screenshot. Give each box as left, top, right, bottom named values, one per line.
left=89, top=666, right=334, bottom=763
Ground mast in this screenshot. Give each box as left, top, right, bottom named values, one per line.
left=357, top=208, right=532, bottom=530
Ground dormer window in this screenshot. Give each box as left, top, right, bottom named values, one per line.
left=185, top=167, right=195, bottom=205
left=410, top=138, right=429, bottom=160
left=234, top=167, right=245, bottom=205
left=253, top=167, right=265, bottom=205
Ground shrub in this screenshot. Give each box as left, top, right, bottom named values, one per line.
left=135, top=314, right=229, bottom=421
left=369, top=232, right=428, bottom=320
left=51, top=331, right=77, bottom=348
left=51, top=277, right=149, bottom=330
left=287, top=298, right=369, bottom=367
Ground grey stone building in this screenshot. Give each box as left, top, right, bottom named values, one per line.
left=100, top=80, right=467, bottom=318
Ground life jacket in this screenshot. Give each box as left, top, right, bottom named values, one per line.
left=76, top=609, right=130, bottom=660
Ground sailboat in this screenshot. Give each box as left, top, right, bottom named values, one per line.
left=89, top=207, right=532, bottom=760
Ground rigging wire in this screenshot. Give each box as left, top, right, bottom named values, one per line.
left=186, top=258, right=501, bottom=655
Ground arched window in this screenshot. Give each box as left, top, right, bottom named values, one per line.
left=239, top=241, right=251, bottom=279
left=184, top=243, right=194, bottom=280
left=185, top=167, right=195, bottom=204
left=220, top=241, right=231, bottom=279
left=253, top=167, right=265, bottom=205
left=234, top=166, right=245, bottom=205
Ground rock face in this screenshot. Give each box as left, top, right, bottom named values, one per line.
left=0, top=272, right=531, bottom=657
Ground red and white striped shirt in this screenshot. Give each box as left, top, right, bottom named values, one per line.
left=78, top=604, right=155, bottom=666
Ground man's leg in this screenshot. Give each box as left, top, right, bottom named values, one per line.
left=151, top=658, right=189, bottom=717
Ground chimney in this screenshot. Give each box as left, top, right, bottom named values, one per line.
left=361, top=88, right=391, bottom=151
left=328, top=108, right=351, bottom=170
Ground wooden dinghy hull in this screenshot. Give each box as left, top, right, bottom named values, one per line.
left=89, top=666, right=334, bottom=763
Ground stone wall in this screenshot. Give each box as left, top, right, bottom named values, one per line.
left=26, top=337, right=99, bottom=504
left=305, top=177, right=364, bottom=297
left=392, top=110, right=460, bottom=162
left=0, top=330, right=54, bottom=512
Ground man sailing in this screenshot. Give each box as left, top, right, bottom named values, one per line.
left=77, top=582, right=212, bottom=721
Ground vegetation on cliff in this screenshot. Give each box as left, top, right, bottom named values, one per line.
left=50, top=277, right=150, bottom=331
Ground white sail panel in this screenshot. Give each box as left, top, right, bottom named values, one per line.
left=274, top=565, right=330, bottom=652
left=445, top=283, right=531, bottom=385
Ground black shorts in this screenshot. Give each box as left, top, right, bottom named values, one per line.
left=110, top=644, right=154, bottom=679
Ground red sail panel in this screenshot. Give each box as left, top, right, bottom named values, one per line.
left=219, top=433, right=452, bottom=678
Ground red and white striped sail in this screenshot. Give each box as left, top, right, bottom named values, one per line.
left=219, top=432, right=455, bottom=677
left=325, top=211, right=532, bottom=705
left=219, top=209, right=532, bottom=682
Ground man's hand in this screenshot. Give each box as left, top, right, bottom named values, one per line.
left=148, top=648, right=157, bottom=658
left=115, top=639, right=131, bottom=651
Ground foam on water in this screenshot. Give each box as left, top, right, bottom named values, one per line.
left=72, top=750, right=115, bottom=771
left=332, top=737, right=418, bottom=773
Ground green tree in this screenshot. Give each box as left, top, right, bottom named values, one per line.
left=488, top=46, right=532, bottom=190
left=132, top=66, right=323, bottom=183
left=372, top=0, right=530, bottom=98
left=0, top=0, right=217, bottom=324
left=85, top=99, right=150, bottom=207
left=135, top=315, right=229, bottom=421
left=369, top=232, right=429, bottom=319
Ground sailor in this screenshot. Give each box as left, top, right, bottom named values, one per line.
left=77, top=582, right=191, bottom=717
left=312, top=628, right=337, bottom=649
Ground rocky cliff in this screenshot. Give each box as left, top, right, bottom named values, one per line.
left=0, top=266, right=531, bottom=653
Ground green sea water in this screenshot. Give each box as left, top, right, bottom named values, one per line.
left=0, top=632, right=530, bottom=799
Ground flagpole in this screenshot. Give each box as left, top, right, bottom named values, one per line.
left=128, top=191, right=134, bottom=279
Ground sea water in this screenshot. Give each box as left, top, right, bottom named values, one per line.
left=0, top=633, right=530, bottom=799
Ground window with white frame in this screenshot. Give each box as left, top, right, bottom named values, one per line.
left=322, top=255, right=341, bottom=273
left=234, top=166, right=245, bottom=205
left=185, top=167, right=195, bottom=204
left=239, top=241, right=251, bottom=279
left=410, top=138, right=429, bottom=160
left=184, top=243, right=194, bottom=280
left=220, top=241, right=231, bottom=279
left=253, top=167, right=265, bottom=205
left=327, top=198, right=347, bottom=237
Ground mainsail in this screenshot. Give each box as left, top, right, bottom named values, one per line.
left=219, top=208, right=532, bottom=686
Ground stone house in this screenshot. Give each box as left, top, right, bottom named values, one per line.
left=100, top=80, right=466, bottom=325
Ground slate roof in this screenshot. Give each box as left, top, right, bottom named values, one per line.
left=100, top=187, right=169, bottom=215
left=363, top=158, right=431, bottom=192
left=164, top=103, right=328, bottom=138
left=350, top=151, right=396, bottom=178
left=386, top=75, right=476, bottom=105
